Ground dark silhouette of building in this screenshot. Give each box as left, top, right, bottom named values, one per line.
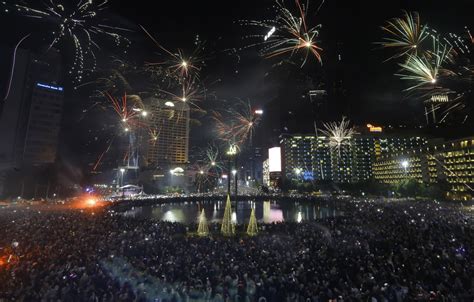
left=0, top=48, right=64, bottom=198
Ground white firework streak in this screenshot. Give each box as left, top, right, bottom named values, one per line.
left=240, top=0, right=323, bottom=67
left=319, top=117, right=356, bottom=157
left=1, top=0, right=131, bottom=84
left=397, top=36, right=451, bottom=92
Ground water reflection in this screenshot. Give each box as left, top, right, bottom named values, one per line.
left=120, top=199, right=339, bottom=224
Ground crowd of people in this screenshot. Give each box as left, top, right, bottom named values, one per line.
left=0, top=199, right=472, bottom=301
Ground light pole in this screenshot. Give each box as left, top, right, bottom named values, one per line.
left=232, top=169, right=237, bottom=197
left=120, top=168, right=125, bottom=186
left=226, top=144, right=238, bottom=196
left=120, top=168, right=125, bottom=197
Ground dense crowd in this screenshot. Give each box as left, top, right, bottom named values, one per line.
left=0, top=200, right=472, bottom=301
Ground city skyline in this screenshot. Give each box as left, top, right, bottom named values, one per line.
left=0, top=3, right=472, bottom=301
left=0, top=0, right=473, bottom=195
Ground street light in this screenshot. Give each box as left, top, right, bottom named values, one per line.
left=401, top=160, right=409, bottom=172
left=141, top=111, right=148, bottom=117
left=294, top=168, right=303, bottom=182
left=226, top=144, right=238, bottom=196
left=119, top=168, right=126, bottom=189
left=254, top=109, right=264, bottom=115
left=232, top=169, right=238, bottom=197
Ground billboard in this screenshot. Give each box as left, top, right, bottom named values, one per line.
left=268, top=147, right=281, bottom=172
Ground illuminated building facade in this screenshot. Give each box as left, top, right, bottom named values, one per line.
left=373, top=137, right=474, bottom=198
left=263, top=159, right=270, bottom=187
left=145, top=98, right=190, bottom=169
left=268, top=147, right=282, bottom=188
left=140, top=98, right=190, bottom=193
left=280, top=131, right=428, bottom=184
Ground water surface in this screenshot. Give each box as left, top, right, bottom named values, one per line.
left=119, top=200, right=341, bottom=224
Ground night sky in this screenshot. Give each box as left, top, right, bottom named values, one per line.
left=0, top=0, right=473, bottom=180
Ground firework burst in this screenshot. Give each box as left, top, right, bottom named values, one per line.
left=240, top=0, right=323, bottom=66
left=380, top=12, right=474, bottom=122
left=231, top=101, right=262, bottom=145
left=141, top=25, right=204, bottom=79
left=379, top=11, right=429, bottom=60
left=319, top=117, right=356, bottom=156
left=213, top=100, right=262, bottom=146
left=2, top=0, right=131, bottom=84
left=204, top=144, right=224, bottom=172
left=397, top=39, right=451, bottom=92
left=104, top=92, right=146, bottom=130
left=147, top=126, right=160, bottom=145
left=156, top=76, right=208, bottom=127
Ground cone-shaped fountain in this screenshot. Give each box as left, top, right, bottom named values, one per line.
left=197, top=209, right=209, bottom=236
left=221, top=194, right=235, bottom=236
left=247, top=207, right=258, bottom=236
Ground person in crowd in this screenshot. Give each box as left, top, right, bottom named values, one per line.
left=0, top=200, right=472, bottom=301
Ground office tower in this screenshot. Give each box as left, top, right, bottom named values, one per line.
left=146, top=98, right=190, bottom=169
left=0, top=48, right=63, bottom=198
left=279, top=130, right=428, bottom=184
left=373, top=137, right=474, bottom=199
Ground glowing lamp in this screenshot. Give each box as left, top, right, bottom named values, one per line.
left=401, top=160, right=409, bottom=169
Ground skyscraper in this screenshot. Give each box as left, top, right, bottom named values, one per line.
left=279, top=129, right=429, bottom=184
left=146, top=98, right=190, bottom=168
left=141, top=98, right=190, bottom=192
left=0, top=48, right=64, bottom=198
left=22, top=82, right=64, bottom=164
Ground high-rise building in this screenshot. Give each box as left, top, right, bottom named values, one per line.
left=146, top=98, right=190, bottom=168
left=0, top=48, right=30, bottom=168
left=141, top=98, right=190, bottom=192
left=280, top=134, right=331, bottom=182
left=309, top=89, right=329, bottom=123
left=373, top=137, right=474, bottom=199
left=22, top=82, right=64, bottom=164
left=262, top=159, right=270, bottom=187
left=279, top=129, right=428, bottom=184
left=0, top=48, right=64, bottom=198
